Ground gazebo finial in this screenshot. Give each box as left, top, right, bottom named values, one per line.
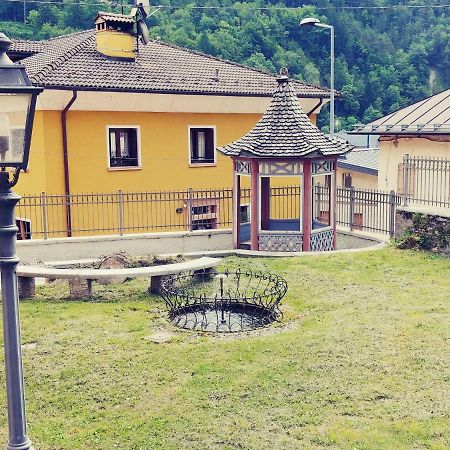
left=277, top=67, right=289, bottom=83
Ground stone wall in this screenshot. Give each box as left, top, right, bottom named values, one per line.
left=395, top=206, right=450, bottom=255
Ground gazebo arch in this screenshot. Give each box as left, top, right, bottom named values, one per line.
left=218, top=70, right=352, bottom=252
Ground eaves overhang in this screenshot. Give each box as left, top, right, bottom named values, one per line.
left=31, top=83, right=335, bottom=99
left=338, top=161, right=378, bottom=176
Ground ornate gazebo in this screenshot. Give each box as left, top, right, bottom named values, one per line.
left=218, top=70, right=352, bottom=252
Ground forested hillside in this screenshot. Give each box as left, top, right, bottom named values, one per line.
left=1, top=1, right=449, bottom=130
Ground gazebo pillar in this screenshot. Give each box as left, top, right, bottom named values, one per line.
left=332, top=159, right=337, bottom=249
left=232, top=167, right=241, bottom=249
left=250, top=159, right=259, bottom=251
left=302, top=160, right=312, bottom=251
left=260, top=177, right=270, bottom=230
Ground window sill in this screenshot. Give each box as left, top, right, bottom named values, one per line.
left=189, top=162, right=217, bottom=168
left=108, top=166, right=142, bottom=171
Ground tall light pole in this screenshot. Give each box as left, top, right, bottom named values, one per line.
left=300, top=17, right=335, bottom=137
left=0, top=33, right=42, bottom=450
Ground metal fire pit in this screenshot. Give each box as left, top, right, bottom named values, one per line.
left=160, top=269, right=287, bottom=332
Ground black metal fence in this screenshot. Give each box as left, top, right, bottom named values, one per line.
left=336, top=187, right=401, bottom=236
left=16, top=185, right=403, bottom=240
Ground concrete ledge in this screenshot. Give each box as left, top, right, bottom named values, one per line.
left=397, top=205, right=450, bottom=219
left=17, top=229, right=233, bottom=264
left=16, top=228, right=387, bottom=264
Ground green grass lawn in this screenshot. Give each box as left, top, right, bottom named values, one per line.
left=1, top=247, right=449, bottom=449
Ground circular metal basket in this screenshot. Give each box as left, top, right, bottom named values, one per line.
left=160, top=269, right=287, bottom=332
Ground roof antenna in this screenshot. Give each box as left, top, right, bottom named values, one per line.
left=133, top=1, right=163, bottom=49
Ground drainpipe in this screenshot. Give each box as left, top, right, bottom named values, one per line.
left=61, top=90, right=77, bottom=237
left=306, top=98, right=324, bottom=118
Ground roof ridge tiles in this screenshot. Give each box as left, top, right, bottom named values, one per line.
left=45, top=29, right=95, bottom=42
left=26, top=32, right=95, bottom=83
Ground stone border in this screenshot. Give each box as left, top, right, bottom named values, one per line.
left=17, top=257, right=220, bottom=299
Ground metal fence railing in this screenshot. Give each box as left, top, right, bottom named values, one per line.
left=15, top=185, right=404, bottom=240
left=336, top=187, right=401, bottom=236
left=402, top=154, right=450, bottom=207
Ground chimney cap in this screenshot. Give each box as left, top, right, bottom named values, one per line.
left=95, top=11, right=136, bottom=24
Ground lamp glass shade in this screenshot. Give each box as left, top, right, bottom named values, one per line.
left=0, top=93, right=32, bottom=165
left=0, top=67, right=28, bottom=86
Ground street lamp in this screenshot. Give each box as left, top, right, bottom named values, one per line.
left=300, top=17, right=335, bottom=137
left=0, top=32, right=42, bottom=450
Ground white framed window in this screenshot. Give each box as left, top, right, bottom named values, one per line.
left=188, top=126, right=216, bottom=165
left=107, top=126, right=141, bottom=169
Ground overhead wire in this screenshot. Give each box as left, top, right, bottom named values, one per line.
left=1, top=0, right=450, bottom=9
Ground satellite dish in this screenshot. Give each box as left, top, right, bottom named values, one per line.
left=137, top=19, right=150, bottom=45
left=137, top=0, right=150, bottom=17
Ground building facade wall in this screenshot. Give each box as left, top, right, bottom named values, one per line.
left=16, top=106, right=318, bottom=195
left=12, top=93, right=319, bottom=238
left=336, top=168, right=378, bottom=190
left=378, top=137, right=449, bottom=192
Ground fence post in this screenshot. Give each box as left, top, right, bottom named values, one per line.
left=389, top=190, right=396, bottom=238
left=41, top=191, right=48, bottom=240
left=402, top=153, right=409, bottom=206
left=187, top=187, right=193, bottom=231
left=349, top=185, right=355, bottom=231
left=118, top=190, right=124, bottom=236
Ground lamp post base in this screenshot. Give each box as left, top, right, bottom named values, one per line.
left=6, top=440, right=34, bottom=450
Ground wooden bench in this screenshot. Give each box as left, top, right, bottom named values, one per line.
left=17, top=257, right=220, bottom=299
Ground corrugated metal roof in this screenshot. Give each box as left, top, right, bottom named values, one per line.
left=351, top=88, right=450, bottom=135
left=338, top=148, right=379, bottom=175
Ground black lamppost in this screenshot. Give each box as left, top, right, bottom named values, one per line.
left=0, top=32, right=42, bottom=450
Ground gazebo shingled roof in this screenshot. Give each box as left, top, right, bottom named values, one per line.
left=218, top=73, right=353, bottom=158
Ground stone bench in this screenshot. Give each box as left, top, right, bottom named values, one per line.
left=17, top=257, right=220, bottom=299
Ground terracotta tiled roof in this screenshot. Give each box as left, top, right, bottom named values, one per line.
left=352, top=88, right=450, bottom=135
left=218, top=75, right=352, bottom=158
left=21, top=30, right=331, bottom=98
left=8, top=39, right=43, bottom=61
left=9, top=39, right=43, bottom=53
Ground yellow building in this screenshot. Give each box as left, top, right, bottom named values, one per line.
left=337, top=147, right=378, bottom=190
left=8, top=12, right=332, bottom=237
